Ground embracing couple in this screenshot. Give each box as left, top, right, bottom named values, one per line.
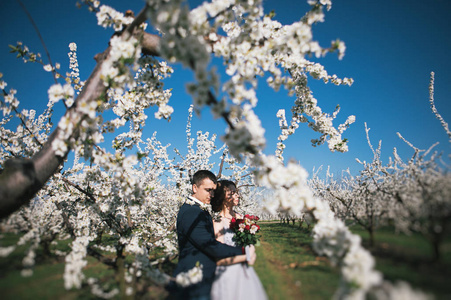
left=169, top=170, right=267, bottom=300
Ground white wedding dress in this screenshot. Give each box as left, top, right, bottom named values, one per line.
left=211, top=218, right=268, bottom=300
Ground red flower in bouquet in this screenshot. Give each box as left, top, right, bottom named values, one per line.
left=229, top=214, right=261, bottom=247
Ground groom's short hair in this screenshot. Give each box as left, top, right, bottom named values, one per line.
left=191, top=170, right=217, bottom=186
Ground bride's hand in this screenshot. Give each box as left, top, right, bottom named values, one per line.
left=247, top=245, right=257, bottom=265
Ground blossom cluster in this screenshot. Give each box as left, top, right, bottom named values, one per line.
left=175, top=264, right=203, bottom=287
left=1, top=83, right=19, bottom=116
left=8, top=41, right=42, bottom=64
left=96, top=5, right=134, bottom=32
left=101, top=35, right=142, bottom=88
left=68, top=42, right=83, bottom=95
left=48, top=83, right=75, bottom=107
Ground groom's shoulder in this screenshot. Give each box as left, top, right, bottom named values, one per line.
left=177, top=203, right=203, bottom=227
left=178, top=202, right=201, bottom=215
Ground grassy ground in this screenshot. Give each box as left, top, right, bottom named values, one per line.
left=255, top=221, right=451, bottom=300
left=352, top=225, right=451, bottom=299
left=1, top=222, right=450, bottom=299
left=0, top=233, right=79, bottom=299
left=253, top=222, right=339, bottom=300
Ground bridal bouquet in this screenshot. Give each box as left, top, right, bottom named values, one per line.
left=230, top=214, right=261, bottom=247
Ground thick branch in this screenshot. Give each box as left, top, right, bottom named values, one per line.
left=0, top=6, right=152, bottom=219
left=62, top=177, right=96, bottom=202
left=0, top=43, right=110, bottom=219
left=141, top=32, right=161, bottom=57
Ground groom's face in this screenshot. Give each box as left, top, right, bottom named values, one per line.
left=193, top=178, right=217, bottom=204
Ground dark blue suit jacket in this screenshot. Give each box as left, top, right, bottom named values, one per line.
left=171, top=202, right=242, bottom=298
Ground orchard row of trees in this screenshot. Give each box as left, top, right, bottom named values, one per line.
left=0, top=0, right=444, bottom=299
left=309, top=73, right=451, bottom=262
left=265, top=73, right=451, bottom=264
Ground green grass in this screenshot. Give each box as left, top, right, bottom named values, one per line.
left=1, top=223, right=450, bottom=299
left=254, top=222, right=339, bottom=299
left=253, top=221, right=451, bottom=300
left=0, top=254, right=78, bottom=300
left=349, top=225, right=451, bottom=299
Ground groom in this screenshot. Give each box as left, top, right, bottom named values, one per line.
left=170, top=170, right=253, bottom=299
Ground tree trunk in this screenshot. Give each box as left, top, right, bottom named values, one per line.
left=368, top=226, right=375, bottom=248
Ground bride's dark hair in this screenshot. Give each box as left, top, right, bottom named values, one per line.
left=211, top=180, right=236, bottom=213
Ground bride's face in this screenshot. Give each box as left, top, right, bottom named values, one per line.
left=225, top=186, right=239, bottom=207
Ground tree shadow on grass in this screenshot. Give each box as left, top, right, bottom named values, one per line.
left=367, top=241, right=451, bottom=299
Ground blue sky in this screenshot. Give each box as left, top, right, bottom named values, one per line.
left=0, top=0, right=450, bottom=177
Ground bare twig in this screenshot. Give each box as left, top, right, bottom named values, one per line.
left=16, top=0, right=58, bottom=84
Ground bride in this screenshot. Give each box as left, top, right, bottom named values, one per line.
left=210, top=180, right=267, bottom=300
